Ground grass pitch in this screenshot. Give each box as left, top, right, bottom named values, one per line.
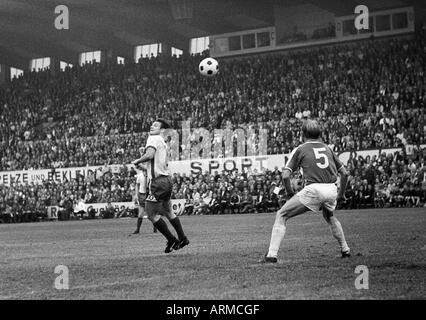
left=0, top=208, right=425, bottom=299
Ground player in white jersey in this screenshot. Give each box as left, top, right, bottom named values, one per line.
left=130, top=147, right=158, bottom=235
left=132, top=119, right=189, bottom=254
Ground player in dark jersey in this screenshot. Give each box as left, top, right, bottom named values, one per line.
left=262, top=119, right=350, bottom=263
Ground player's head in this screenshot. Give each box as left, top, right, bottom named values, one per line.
left=150, top=118, right=171, bottom=135
left=302, top=119, right=322, bottom=140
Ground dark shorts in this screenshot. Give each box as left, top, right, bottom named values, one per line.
left=146, top=175, right=173, bottom=202
left=146, top=200, right=172, bottom=217
left=138, top=193, right=146, bottom=208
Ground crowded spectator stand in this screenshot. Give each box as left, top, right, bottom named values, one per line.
left=1, top=27, right=425, bottom=223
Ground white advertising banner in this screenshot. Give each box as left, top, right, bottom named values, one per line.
left=1, top=147, right=414, bottom=186
left=47, top=199, right=187, bottom=218
left=47, top=203, right=132, bottom=219
left=0, top=165, right=105, bottom=186
left=170, top=199, right=186, bottom=216
left=47, top=206, right=60, bottom=220
left=81, top=202, right=134, bottom=216
left=0, top=155, right=288, bottom=186
left=167, top=154, right=287, bottom=176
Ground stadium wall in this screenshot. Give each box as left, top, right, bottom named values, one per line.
left=210, top=6, right=414, bottom=58
left=274, top=3, right=335, bottom=42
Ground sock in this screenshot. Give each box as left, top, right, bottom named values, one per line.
left=136, top=217, right=143, bottom=232
left=329, top=216, right=350, bottom=253
left=153, top=218, right=176, bottom=242
left=267, top=218, right=286, bottom=258
left=169, top=217, right=186, bottom=240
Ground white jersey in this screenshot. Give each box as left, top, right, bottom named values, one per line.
left=136, top=171, right=147, bottom=194
left=145, top=134, right=169, bottom=180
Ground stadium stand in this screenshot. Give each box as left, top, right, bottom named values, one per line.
left=1, top=29, right=425, bottom=171
left=0, top=27, right=425, bottom=222
left=1, top=145, right=425, bottom=223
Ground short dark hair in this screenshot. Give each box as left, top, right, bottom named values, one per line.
left=155, top=118, right=171, bottom=129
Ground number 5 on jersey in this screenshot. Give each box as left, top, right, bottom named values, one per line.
left=313, top=147, right=329, bottom=169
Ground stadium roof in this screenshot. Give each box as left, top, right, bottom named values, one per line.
left=0, top=0, right=417, bottom=69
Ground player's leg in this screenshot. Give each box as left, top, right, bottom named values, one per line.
left=146, top=201, right=179, bottom=253
left=141, top=193, right=158, bottom=233
left=319, top=184, right=350, bottom=257
left=264, top=195, right=310, bottom=262
left=133, top=193, right=146, bottom=234
left=322, top=207, right=350, bottom=257
left=163, top=200, right=189, bottom=249
left=159, top=176, right=189, bottom=249
left=134, top=207, right=144, bottom=234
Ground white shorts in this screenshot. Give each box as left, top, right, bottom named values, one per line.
left=297, top=183, right=338, bottom=213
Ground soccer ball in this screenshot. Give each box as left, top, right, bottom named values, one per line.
left=199, top=57, right=219, bottom=77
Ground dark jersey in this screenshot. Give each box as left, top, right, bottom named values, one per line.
left=285, top=141, right=344, bottom=185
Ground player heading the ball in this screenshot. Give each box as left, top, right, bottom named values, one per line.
left=132, top=119, right=189, bottom=254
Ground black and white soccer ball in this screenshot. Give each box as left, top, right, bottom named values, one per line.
left=199, top=57, right=219, bottom=77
